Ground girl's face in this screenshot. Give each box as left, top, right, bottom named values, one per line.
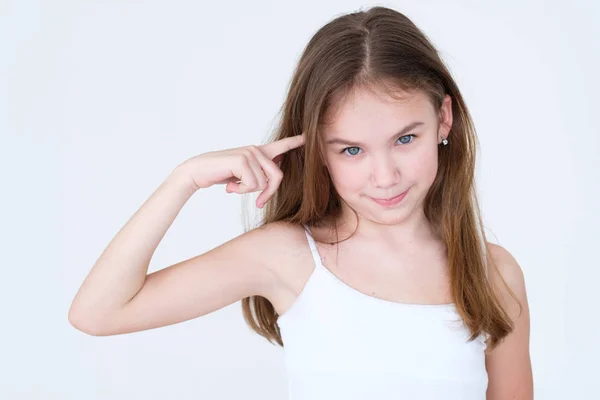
left=322, top=87, right=453, bottom=227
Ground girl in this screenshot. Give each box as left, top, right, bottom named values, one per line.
left=69, top=6, right=533, bottom=399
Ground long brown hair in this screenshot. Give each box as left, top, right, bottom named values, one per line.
left=241, top=6, right=520, bottom=351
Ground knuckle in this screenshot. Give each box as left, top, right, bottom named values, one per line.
left=241, top=183, right=254, bottom=193
left=246, top=178, right=257, bottom=188
left=241, top=148, right=254, bottom=158
left=237, top=153, right=249, bottom=164
left=245, top=146, right=260, bottom=158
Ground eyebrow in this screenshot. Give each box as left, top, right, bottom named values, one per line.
left=325, top=121, right=425, bottom=147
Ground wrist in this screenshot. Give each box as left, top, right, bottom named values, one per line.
left=169, top=164, right=199, bottom=196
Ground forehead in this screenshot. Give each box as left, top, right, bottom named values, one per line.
left=321, top=87, right=434, bottom=136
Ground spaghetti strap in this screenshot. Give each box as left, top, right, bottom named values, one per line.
left=303, top=225, right=323, bottom=270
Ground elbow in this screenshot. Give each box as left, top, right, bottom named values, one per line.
left=68, top=304, right=110, bottom=336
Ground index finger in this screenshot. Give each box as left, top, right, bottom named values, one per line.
left=260, top=133, right=306, bottom=159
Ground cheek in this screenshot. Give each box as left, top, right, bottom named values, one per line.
left=411, top=146, right=439, bottom=183
left=326, top=159, right=368, bottom=192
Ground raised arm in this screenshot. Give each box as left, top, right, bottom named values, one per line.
left=68, top=135, right=305, bottom=336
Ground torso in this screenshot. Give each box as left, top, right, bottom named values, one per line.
left=268, top=223, right=493, bottom=400
left=264, top=222, right=455, bottom=317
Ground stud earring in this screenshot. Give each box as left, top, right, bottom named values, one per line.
left=441, top=136, right=448, bottom=146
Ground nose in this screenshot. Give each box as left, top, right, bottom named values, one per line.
left=371, top=152, right=400, bottom=189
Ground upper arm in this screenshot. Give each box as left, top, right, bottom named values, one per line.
left=85, top=223, right=286, bottom=336
left=485, top=243, right=534, bottom=400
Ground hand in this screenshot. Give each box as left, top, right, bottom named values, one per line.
left=179, top=134, right=305, bottom=208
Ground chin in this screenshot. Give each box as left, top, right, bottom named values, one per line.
left=341, top=191, right=417, bottom=223
left=352, top=202, right=410, bottom=226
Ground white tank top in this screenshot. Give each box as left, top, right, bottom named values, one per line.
left=276, top=226, right=489, bottom=400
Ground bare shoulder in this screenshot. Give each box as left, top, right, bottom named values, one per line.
left=252, top=221, right=312, bottom=269
left=484, top=242, right=533, bottom=399
left=487, top=243, right=526, bottom=287
left=251, top=221, right=317, bottom=314
left=486, top=243, right=528, bottom=307
left=217, top=220, right=309, bottom=288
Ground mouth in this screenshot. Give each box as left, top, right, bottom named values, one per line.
left=370, top=188, right=409, bottom=207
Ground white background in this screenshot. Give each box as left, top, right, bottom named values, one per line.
left=1, top=0, right=598, bottom=399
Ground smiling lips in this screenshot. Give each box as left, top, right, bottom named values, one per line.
left=370, top=188, right=409, bottom=207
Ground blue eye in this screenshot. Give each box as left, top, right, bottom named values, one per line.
left=341, top=134, right=415, bottom=157
left=397, top=134, right=415, bottom=145
left=343, top=147, right=362, bottom=156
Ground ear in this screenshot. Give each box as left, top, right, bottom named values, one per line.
left=438, top=94, right=453, bottom=143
